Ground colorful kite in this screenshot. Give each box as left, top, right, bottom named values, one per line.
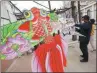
left=0, top=7, right=68, bottom=72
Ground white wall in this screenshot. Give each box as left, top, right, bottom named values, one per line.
left=1, top=1, right=10, bottom=26
left=80, top=1, right=96, bottom=21
left=94, top=4, right=96, bottom=21
left=81, top=4, right=96, bottom=21
left=1, top=1, right=17, bottom=26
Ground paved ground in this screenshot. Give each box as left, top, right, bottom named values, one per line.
left=4, top=30, right=96, bottom=72
left=65, top=42, right=96, bottom=72
left=6, top=42, right=96, bottom=72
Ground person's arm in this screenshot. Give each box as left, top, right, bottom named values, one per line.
left=75, top=28, right=81, bottom=33
left=75, top=27, right=84, bottom=35
left=75, top=24, right=81, bottom=27
left=75, top=23, right=91, bottom=29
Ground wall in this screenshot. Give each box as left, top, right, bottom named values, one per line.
left=74, top=1, right=96, bottom=23
left=1, top=1, right=17, bottom=26
left=80, top=1, right=96, bottom=21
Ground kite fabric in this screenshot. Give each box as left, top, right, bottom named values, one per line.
left=0, top=34, right=31, bottom=59
left=31, top=34, right=67, bottom=72
left=0, top=7, right=68, bottom=72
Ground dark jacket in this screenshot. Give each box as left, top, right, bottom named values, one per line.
left=75, top=22, right=92, bottom=42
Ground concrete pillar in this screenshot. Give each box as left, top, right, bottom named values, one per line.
left=95, top=2, right=97, bottom=24
left=83, top=9, right=86, bottom=15
left=91, top=4, right=95, bottom=19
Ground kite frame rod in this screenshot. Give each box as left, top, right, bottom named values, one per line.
left=33, top=1, right=49, bottom=9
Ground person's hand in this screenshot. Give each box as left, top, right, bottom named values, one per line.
left=74, top=24, right=78, bottom=26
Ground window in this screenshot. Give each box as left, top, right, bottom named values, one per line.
left=87, top=9, right=91, bottom=18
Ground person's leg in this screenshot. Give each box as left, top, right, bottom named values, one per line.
left=80, top=40, right=89, bottom=62
left=90, top=36, right=96, bottom=52
left=80, top=42, right=84, bottom=57
left=82, top=43, right=88, bottom=61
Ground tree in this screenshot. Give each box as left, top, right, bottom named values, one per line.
left=71, top=1, right=77, bottom=41
left=78, top=1, right=81, bottom=23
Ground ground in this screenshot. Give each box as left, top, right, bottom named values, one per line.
left=3, top=30, right=97, bottom=72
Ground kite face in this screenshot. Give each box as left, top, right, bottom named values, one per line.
left=18, top=7, right=53, bottom=41
left=24, top=10, right=34, bottom=21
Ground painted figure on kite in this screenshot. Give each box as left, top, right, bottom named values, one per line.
left=0, top=7, right=68, bottom=72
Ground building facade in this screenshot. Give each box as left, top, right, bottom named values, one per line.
left=62, top=1, right=72, bottom=19
left=74, top=1, right=97, bottom=23
left=80, top=1, right=96, bottom=21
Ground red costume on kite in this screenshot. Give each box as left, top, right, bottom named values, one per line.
left=18, top=7, right=67, bottom=72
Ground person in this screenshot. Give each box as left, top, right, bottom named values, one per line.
left=74, top=15, right=92, bottom=62
left=90, top=19, right=96, bottom=52
left=81, top=16, right=84, bottom=23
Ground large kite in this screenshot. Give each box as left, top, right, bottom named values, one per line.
left=0, top=7, right=68, bottom=72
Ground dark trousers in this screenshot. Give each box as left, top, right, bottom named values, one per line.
left=79, top=36, right=89, bottom=61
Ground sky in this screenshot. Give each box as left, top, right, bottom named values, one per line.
left=11, top=1, right=65, bottom=11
